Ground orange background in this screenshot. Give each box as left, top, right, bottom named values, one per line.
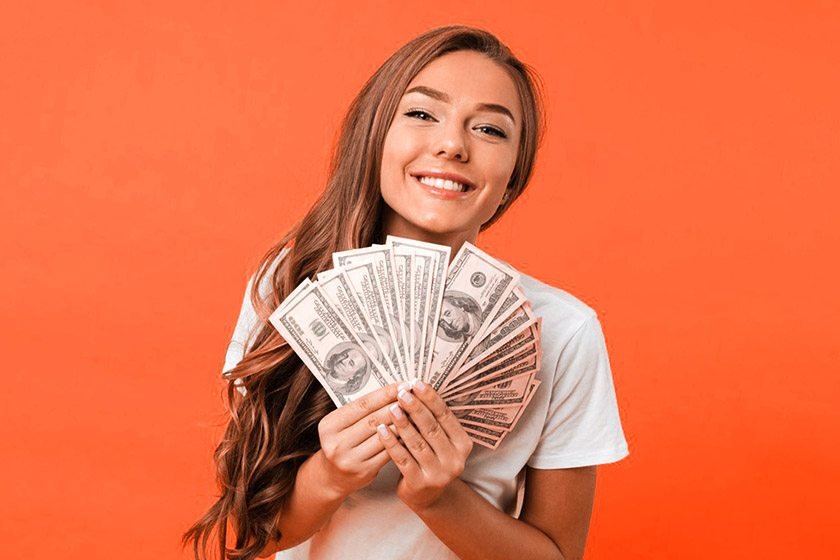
left=2, top=1, right=838, bottom=558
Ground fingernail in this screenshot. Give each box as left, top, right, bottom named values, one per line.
left=412, top=379, right=427, bottom=391
left=376, top=424, right=390, bottom=438
left=398, top=389, right=414, bottom=404
left=398, top=381, right=412, bottom=392
left=389, top=403, right=404, bottom=419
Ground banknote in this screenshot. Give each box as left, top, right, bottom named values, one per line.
left=462, top=421, right=510, bottom=450
left=340, top=261, right=405, bottom=381
left=445, top=371, right=538, bottom=408
left=442, top=348, right=539, bottom=399
left=388, top=236, right=450, bottom=381
left=444, top=305, right=538, bottom=390
left=317, top=271, right=401, bottom=384
left=459, top=380, right=539, bottom=449
left=268, top=240, right=543, bottom=448
left=410, top=253, right=432, bottom=379
left=427, top=242, right=519, bottom=390
left=269, top=282, right=389, bottom=407
left=474, top=287, right=527, bottom=342
left=333, top=245, right=408, bottom=377
left=463, top=429, right=501, bottom=450
left=442, top=320, right=541, bottom=395
left=453, top=381, right=540, bottom=431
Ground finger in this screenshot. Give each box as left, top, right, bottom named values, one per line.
left=411, top=380, right=474, bottom=454
left=343, top=401, right=400, bottom=447
left=327, top=383, right=401, bottom=429
left=353, top=431, right=387, bottom=461
left=363, top=448, right=390, bottom=471
left=396, top=386, right=452, bottom=457
left=390, top=397, right=438, bottom=467
left=377, top=423, right=421, bottom=479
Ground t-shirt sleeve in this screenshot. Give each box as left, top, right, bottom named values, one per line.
left=222, top=275, right=260, bottom=377
left=527, top=315, right=630, bottom=469
left=221, top=247, right=290, bottom=378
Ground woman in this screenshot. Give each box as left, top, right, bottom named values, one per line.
left=184, top=25, right=629, bottom=560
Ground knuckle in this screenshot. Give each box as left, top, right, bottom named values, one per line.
left=439, top=407, right=456, bottom=423
left=426, top=422, right=444, bottom=439
left=356, top=396, right=373, bottom=413
left=317, top=417, right=331, bottom=437
left=334, top=456, right=352, bottom=474
left=321, top=440, right=338, bottom=460
left=395, top=454, right=411, bottom=468
left=410, top=438, right=428, bottom=454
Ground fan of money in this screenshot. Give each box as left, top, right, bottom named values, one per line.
left=269, top=236, right=542, bottom=449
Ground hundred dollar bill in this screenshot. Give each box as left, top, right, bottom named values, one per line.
left=387, top=236, right=450, bottom=382
left=388, top=250, right=413, bottom=379
left=442, top=319, right=541, bottom=394
left=341, top=261, right=405, bottom=382
left=460, top=317, right=540, bottom=377
left=462, top=421, right=505, bottom=439
left=445, top=371, right=538, bottom=409
left=333, top=246, right=407, bottom=377
left=410, top=253, right=432, bottom=380
left=427, top=242, right=519, bottom=390
left=269, top=282, right=388, bottom=407
left=465, top=429, right=501, bottom=450
left=274, top=277, right=314, bottom=316
left=462, top=422, right=508, bottom=450
left=442, top=346, right=539, bottom=398
left=446, top=304, right=537, bottom=387
left=315, top=269, right=340, bottom=282
left=317, top=271, right=401, bottom=384
left=453, top=381, right=540, bottom=432
left=474, top=287, right=528, bottom=342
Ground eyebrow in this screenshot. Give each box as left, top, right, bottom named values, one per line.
left=403, top=85, right=517, bottom=125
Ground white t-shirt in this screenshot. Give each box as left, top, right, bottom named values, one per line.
left=222, top=259, right=630, bottom=559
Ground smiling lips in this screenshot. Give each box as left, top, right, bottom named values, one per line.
left=411, top=171, right=476, bottom=195
left=418, top=176, right=468, bottom=193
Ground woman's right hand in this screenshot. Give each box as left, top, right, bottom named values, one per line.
left=314, top=382, right=404, bottom=499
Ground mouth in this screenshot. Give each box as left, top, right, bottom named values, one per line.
left=410, top=173, right=476, bottom=197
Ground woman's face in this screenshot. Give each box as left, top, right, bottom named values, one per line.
left=380, top=50, right=523, bottom=245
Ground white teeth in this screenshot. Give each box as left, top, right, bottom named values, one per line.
left=417, top=176, right=467, bottom=192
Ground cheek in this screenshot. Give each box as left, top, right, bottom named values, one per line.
left=381, top=128, right=417, bottom=174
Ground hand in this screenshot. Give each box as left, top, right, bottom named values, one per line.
left=316, top=383, right=401, bottom=500
left=377, top=380, right=474, bottom=512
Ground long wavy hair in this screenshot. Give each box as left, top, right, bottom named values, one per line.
left=183, top=24, right=545, bottom=560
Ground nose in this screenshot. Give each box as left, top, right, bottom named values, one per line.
left=434, top=120, right=469, bottom=162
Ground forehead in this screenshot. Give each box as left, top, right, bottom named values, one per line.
left=403, top=50, right=523, bottom=124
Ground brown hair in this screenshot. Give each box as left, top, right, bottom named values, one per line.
left=183, top=24, right=545, bottom=560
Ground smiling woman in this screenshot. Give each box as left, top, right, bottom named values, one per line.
left=183, top=25, right=628, bottom=560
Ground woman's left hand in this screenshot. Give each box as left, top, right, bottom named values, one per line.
left=377, top=379, right=475, bottom=512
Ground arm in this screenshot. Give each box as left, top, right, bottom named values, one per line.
left=255, top=384, right=402, bottom=557
left=255, top=451, right=348, bottom=557
left=413, top=466, right=595, bottom=560
left=379, top=382, right=596, bottom=560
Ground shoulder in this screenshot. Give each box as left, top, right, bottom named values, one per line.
left=517, top=271, right=599, bottom=346
left=222, top=245, right=291, bottom=378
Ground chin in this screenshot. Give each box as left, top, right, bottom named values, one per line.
left=410, top=216, right=466, bottom=236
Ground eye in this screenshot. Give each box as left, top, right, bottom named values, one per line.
left=476, top=125, right=507, bottom=139
left=404, top=109, right=435, bottom=121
